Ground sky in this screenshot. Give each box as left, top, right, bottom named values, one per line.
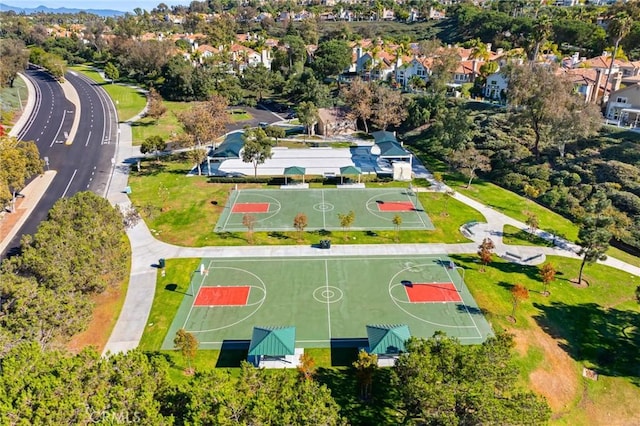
left=8, top=1, right=175, bottom=12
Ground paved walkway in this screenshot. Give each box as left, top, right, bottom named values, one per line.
left=6, top=74, right=639, bottom=355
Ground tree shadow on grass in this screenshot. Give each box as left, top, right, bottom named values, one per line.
left=316, top=367, right=399, bottom=425
left=533, top=301, right=640, bottom=386
left=268, top=231, right=290, bottom=240
left=215, top=340, right=250, bottom=368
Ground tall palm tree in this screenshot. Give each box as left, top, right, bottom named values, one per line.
left=530, top=15, right=552, bottom=64
left=602, top=12, right=632, bottom=102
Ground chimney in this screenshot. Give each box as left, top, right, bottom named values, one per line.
left=356, top=46, right=362, bottom=61
left=612, top=71, right=622, bottom=92
left=486, top=42, right=492, bottom=52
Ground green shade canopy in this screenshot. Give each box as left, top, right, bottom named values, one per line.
left=283, top=166, right=306, bottom=176
left=376, top=141, right=410, bottom=157
left=210, top=132, right=244, bottom=159
left=248, top=326, right=296, bottom=356
left=366, top=324, right=410, bottom=355
left=339, top=165, right=362, bottom=175
left=372, top=130, right=397, bottom=144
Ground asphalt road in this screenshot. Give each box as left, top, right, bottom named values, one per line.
left=2, top=69, right=117, bottom=257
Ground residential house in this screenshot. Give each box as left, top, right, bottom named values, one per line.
left=605, top=83, right=640, bottom=127
left=316, top=107, right=357, bottom=136
left=395, top=57, right=432, bottom=88
left=483, top=71, right=509, bottom=101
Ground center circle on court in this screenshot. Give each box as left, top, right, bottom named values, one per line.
left=313, top=286, right=343, bottom=304
left=313, top=202, right=335, bottom=212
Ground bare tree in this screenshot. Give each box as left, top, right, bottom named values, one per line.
left=242, top=213, right=257, bottom=244
left=371, top=85, right=407, bottom=131
left=293, top=212, right=308, bottom=241
left=451, top=146, right=491, bottom=188
left=341, top=78, right=374, bottom=133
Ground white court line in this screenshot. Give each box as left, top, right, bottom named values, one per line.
left=196, top=335, right=485, bottom=345
left=321, top=189, right=327, bottom=229
left=325, top=260, right=332, bottom=339
left=222, top=190, right=239, bottom=231
left=210, top=256, right=450, bottom=263
left=406, top=190, right=427, bottom=228
left=442, top=257, right=483, bottom=338
left=182, top=259, right=214, bottom=329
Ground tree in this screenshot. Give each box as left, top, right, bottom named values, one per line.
left=353, top=350, right=378, bottom=401
left=146, top=87, right=167, bottom=122
left=0, top=136, right=43, bottom=209
left=371, top=85, right=407, bottom=131
left=392, top=214, right=402, bottom=242
left=510, top=284, right=529, bottom=321
left=540, top=262, right=556, bottom=296
left=174, top=328, right=199, bottom=374
left=525, top=211, right=539, bottom=234
left=434, top=104, right=475, bottom=159
left=477, top=237, right=495, bottom=272
left=241, top=128, right=272, bottom=177
left=507, top=65, right=600, bottom=162
left=140, top=135, right=166, bottom=162
left=104, top=62, right=119, bottom=84
left=338, top=210, right=355, bottom=240
left=241, top=64, right=276, bottom=102
left=603, top=12, right=633, bottom=102
left=296, top=101, right=318, bottom=140
left=177, top=95, right=229, bottom=148
left=264, top=126, right=285, bottom=145
left=311, top=39, right=351, bottom=79
left=0, top=273, right=92, bottom=350
left=243, top=213, right=257, bottom=244
left=293, top=212, right=308, bottom=241
left=392, top=332, right=550, bottom=425
left=177, top=95, right=229, bottom=174
left=7, top=191, right=128, bottom=296
left=0, top=39, right=29, bottom=88
left=530, top=15, right=553, bottom=63
left=576, top=191, right=613, bottom=286
left=451, top=145, right=491, bottom=188
left=297, top=352, right=316, bottom=381
left=341, top=78, right=374, bottom=133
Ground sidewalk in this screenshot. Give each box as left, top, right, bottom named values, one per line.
left=0, top=171, right=57, bottom=254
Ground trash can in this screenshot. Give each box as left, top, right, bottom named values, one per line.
left=159, top=258, right=165, bottom=268
left=320, top=239, right=331, bottom=249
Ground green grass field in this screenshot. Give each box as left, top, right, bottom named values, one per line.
left=0, top=77, right=28, bottom=128
left=216, top=188, right=434, bottom=232
left=69, top=65, right=146, bottom=122
left=158, top=255, right=492, bottom=351
left=128, top=157, right=483, bottom=246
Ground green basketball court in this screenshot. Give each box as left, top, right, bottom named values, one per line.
left=214, top=188, right=434, bottom=232
left=161, top=255, right=493, bottom=350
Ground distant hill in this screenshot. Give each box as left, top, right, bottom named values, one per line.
left=0, top=3, right=125, bottom=16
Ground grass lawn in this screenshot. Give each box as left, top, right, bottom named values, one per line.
left=140, top=253, right=640, bottom=424
left=130, top=101, right=190, bottom=145
left=0, top=76, right=28, bottom=129
left=128, top=157, right=484, bottom=246
left=69, top=65, right=146, bottom=122
left=229, top=108, right=251, bottom=121
left=422, top=155, right=640, bottom=267
left=448, top=254, right=640, bottom=424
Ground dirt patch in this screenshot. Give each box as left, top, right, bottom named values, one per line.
left=510, top=329, right=529, bottom=356
left=570, top=278, right=589, bottom=288
left=67, top=286, right=123, bottom=354
left=526, top=322, right=579, bottom=412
